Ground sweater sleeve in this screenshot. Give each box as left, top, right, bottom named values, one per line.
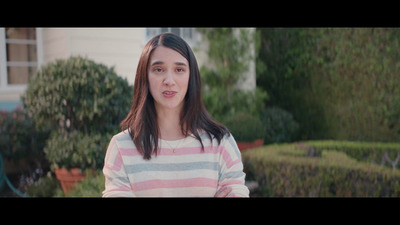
left=102, top=136, right=136, bottom=197
left=214, top=134, right=250, bottom=197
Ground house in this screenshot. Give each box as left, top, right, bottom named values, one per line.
left=0, top=27, right=256, bottom=112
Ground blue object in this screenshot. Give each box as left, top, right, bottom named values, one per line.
left=0, top=153, right=28, bottom=197
left=0, top=101, right=22, bottom=112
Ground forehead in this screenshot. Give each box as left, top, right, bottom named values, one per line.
left=150, top=46, right=188, bottom=65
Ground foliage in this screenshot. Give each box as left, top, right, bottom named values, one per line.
left=223, top=113, right=265, bottom=142
left=0, top=107, right=50, bottom=161
left=25, top=172, right=61, bottom=197
left=22, top=56, right=132, bottom=170
left=21, top=56, right=133, bottom=135
left=44, top=130, right=111, bottom=170
left=243, top=141, right=400, bottom=197
left=197, top=28, right=268, bottom=122
left=257, top=28, right=326, bottom=140
left=257, top=28, right=400, bottom=142
left=64, top=169, right=104, bottom=197
left=26, top=169, right=104, bottom=197
left=202, top=87, right=267, bottom=122
left=305, top=140, right=400, bottom=170
left=261, top=107, right=299, bottom=144
left=197, top=28, right=253, bottom=87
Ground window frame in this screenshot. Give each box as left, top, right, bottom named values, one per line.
left=0, top=27, right=43, bottom=93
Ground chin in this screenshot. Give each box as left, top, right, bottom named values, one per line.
left=157, top=101, right=182, bottom=110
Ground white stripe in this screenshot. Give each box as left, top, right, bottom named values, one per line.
left=134, top=186, right=217, bottom=197
left=127, top=169, right=219, bottom=183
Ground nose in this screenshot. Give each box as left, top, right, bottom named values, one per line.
left=163, top=71, right=175, bottom=86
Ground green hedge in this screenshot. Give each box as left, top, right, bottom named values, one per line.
left=305, top=140, right=400, bottom=170
left=243, top=142, right=400, bottom=197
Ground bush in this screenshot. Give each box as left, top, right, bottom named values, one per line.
left=261, top=107, right=299, bottom=144
left=223, top=113, right=265, bottom=142
left=0, top=107, right=50, bottom=161
left=243, top=141, right=400, bottom=197
left=22, top=56, right=133, bottom=135
left=26, top=169, right=104, bottom=197
left=305, top=140, right=400, bottom=170
left=202, top=87, right=268, bottom=123
left=22, top=56, right=133, bottom=171
left=44, top=130, right=112, bottom=170
left=25, top=172, right=61, bottom=197
left=65, top=169, right=104, bottom=197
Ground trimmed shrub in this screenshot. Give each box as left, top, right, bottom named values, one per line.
left=243, top=142, right=400, bottom=197
left=21, top=56, right=133, bottom=135
left=21, top=56, right=133, bottom=171
left=305, top=140, right=400, bottom=170
left=261, top=106, right=299, bottom=144
left=223, top=113, right=265, bottom=142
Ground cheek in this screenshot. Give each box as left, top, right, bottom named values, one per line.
left=179, top=74, right=190, bottom=93
left=148, top=76, right=161, bottom=96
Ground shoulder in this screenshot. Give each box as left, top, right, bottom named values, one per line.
left=220, top=133, right=242, bottom=157
left=113, top=129, right=133, bottom=142
left=108, top=129, right=136, bottom=150
left=104, top=129, right=139, bottom=161
left=197, top=128, right=231, bottom=142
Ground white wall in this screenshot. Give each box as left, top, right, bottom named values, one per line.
left=42, top=28, right=145, bottom=84
left=0, top=27, right=256, bottom=106
left=41, top=27, right=257, bottom=89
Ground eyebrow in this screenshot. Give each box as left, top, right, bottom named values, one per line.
left=150, top=61, right=187, bottom=67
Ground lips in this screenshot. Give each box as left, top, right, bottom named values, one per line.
left=162, top=91, right=177, bottom=98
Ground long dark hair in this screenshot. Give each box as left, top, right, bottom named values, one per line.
left=120, top=32, right=229, bottom=160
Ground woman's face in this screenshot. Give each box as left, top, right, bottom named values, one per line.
left=148, top=46, right=190, bottom=113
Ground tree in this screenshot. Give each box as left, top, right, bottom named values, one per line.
left=257, top=28, right=400, bottom=142
left=196, top=28, right=268, bottom=122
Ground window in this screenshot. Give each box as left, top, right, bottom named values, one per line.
left=0, top=27, right=41, bottom=89
left=145, top=27, right=199, bottom=47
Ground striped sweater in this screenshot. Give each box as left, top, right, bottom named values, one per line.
left=102, top=129, right=249, bottom=197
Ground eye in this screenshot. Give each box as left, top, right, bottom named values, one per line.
left=176, top=68, right=185, bottom=73
left=153, top=67, right=163, bottom=73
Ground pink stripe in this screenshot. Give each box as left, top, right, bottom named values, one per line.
left=119, top=145, right=220, bottom=157
left=105, top=151, right=123, bottom=171
left=132, top=177, right=218, bottom=192
left=119, top=147, right=141, bottom=156
left=226, top=158, right=241, bottom=169
left=220, top=147, right=241, bottom=169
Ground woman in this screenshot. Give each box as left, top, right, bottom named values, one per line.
left=102, top=32, right=249, bottom=197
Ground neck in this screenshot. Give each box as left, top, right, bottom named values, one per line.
left=156, top=106, right=185, bottom=141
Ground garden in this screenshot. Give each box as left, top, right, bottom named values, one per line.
left=2, top=28, right=400, bottom=197
left=0, top=56, right=132, bottom=197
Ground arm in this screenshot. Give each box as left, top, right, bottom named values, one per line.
left=102, top=136, right=136, bottom=197
left=215, top=134, right=250, bottom=197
